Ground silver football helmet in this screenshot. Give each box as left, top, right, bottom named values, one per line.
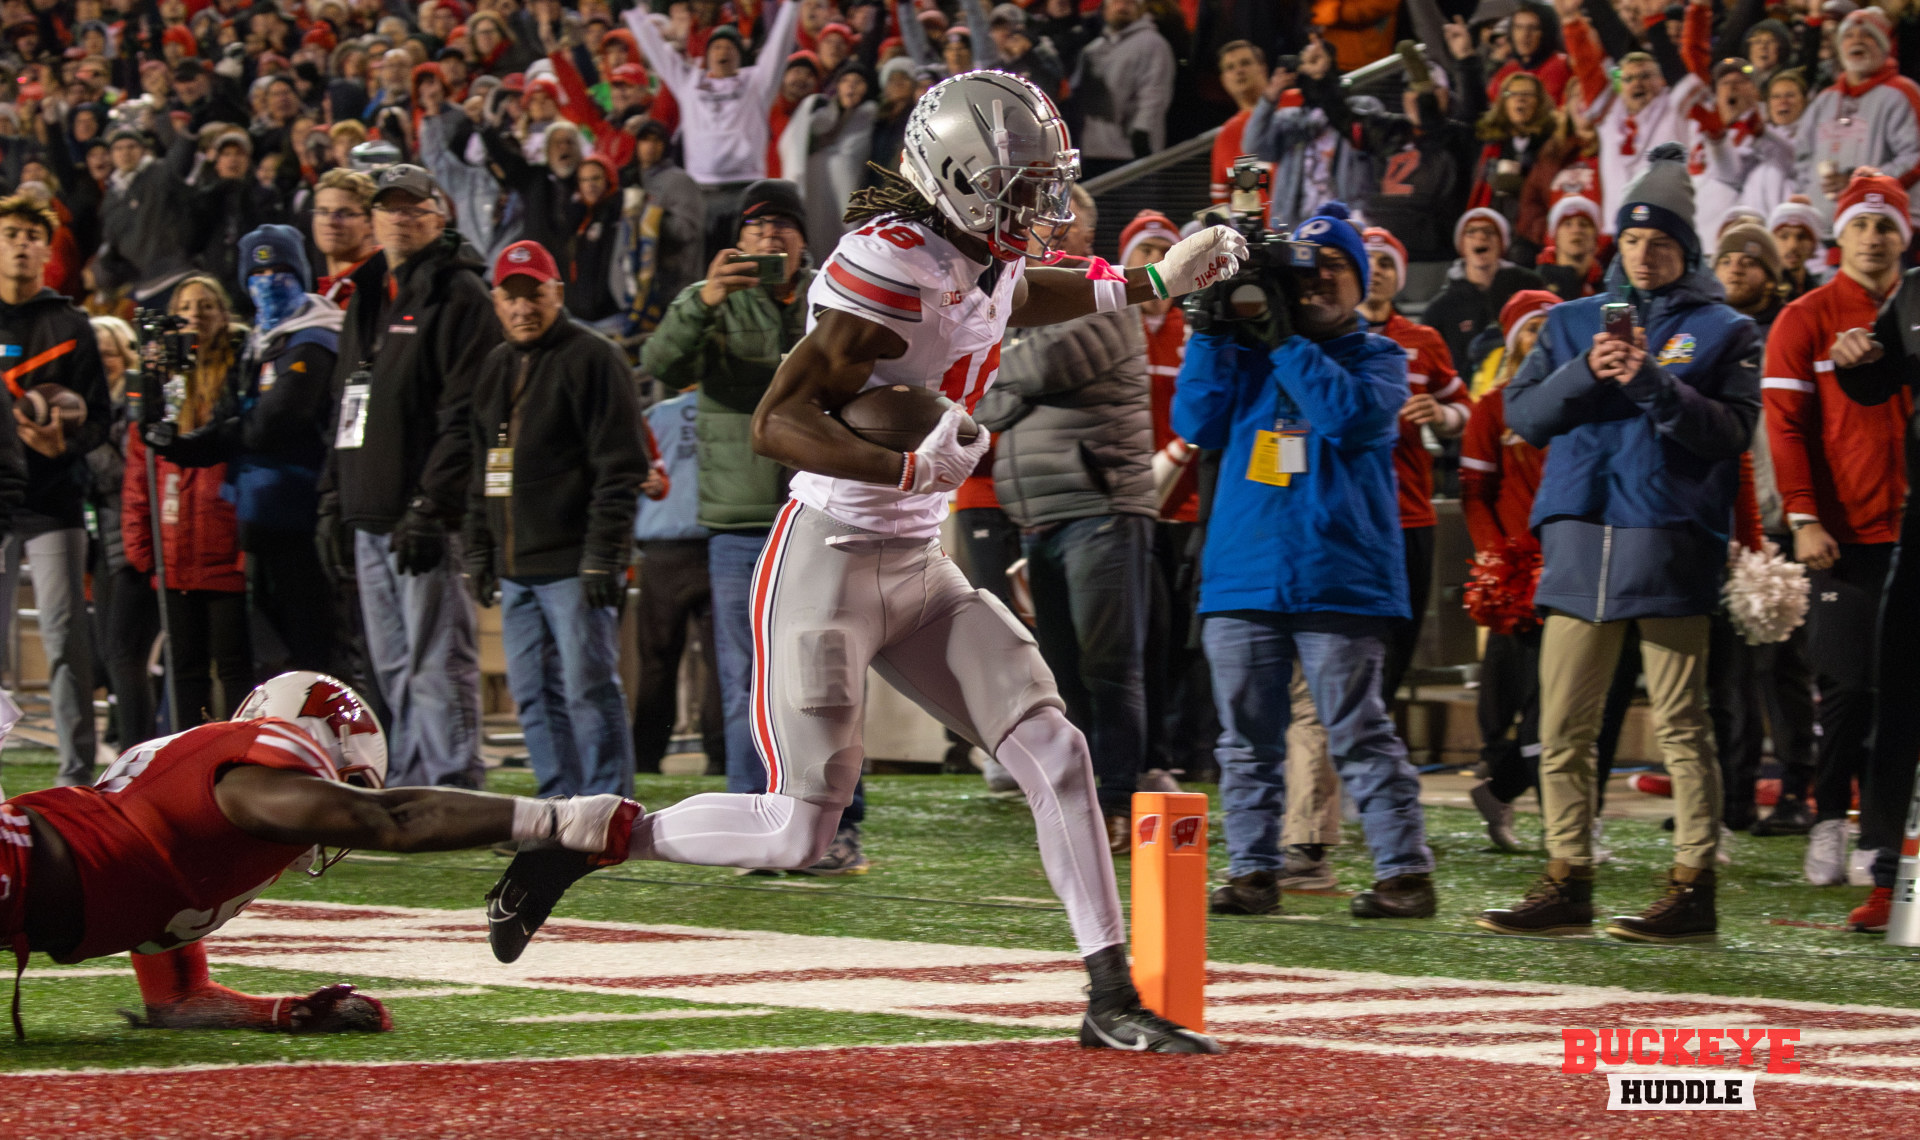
left=899, top=71, right=1080, bottom=261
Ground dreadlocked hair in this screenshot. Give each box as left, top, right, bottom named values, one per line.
left=844, top=163, right=947, bottom=232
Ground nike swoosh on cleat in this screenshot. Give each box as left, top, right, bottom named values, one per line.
left=1084, top=1019, right=1152, bottom=1052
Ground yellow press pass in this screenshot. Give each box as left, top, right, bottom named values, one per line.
left=1248, top=430, right=1307, bottom=487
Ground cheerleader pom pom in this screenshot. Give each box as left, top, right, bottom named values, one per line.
left=1722, top=539, right=1809, bottom=645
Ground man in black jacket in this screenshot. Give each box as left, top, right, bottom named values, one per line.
left=1420, top=207, right=1546, bottom=375
left=0, top=193, right=107, bottom=785
left=463, top=241, right=649, bottom=799
left=317, top=165, right=502, bottom=789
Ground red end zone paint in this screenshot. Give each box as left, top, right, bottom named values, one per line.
left=2, top=1041, right=1914, bottom=1140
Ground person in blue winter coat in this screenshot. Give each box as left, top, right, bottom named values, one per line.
left=1172, top=204, right=1436, bottom=923
left=150, top=223, right=345, bottom=678
left=1480, top=143, right=1760, bottom=946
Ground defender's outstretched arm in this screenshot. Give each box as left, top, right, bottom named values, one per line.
left=213, top=765, right=518, bottom=853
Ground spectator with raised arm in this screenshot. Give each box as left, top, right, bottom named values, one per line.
left=1562, top=2, right=1699, bottom=233
left=626, top=0, right=802, bottom=260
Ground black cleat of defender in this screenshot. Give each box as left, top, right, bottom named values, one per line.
left=1080, top=1003, right=1225, bottom=1054
left=485, top=846, right=599, bottom=963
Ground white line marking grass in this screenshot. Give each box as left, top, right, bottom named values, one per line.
left=504, top=1008, right=780, bottom=1024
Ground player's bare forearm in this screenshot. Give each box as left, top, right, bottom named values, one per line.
left=1007, top=266, right=1160, bottom=327
left=751, top=309, right=913, bottom=484
left=215, top=766, right=514, bottom=853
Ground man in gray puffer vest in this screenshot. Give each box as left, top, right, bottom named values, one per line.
left=974, top=188, right=1160, bottom=854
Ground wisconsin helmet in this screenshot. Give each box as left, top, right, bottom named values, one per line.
left=899, top=70, right=1079, bottom=261
left=234, top=671, right=388, bottom=789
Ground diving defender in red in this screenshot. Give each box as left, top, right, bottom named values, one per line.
left=1, top=672, right=638, bottom=1035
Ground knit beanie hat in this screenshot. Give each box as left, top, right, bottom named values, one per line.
left=1716, top=206, right=1766, bottom=240
left=1293, top=202, right=1370, bottom=295
left=1834, top=170, right=1912, bottom=243
left=1499, top=288, right=1559, bottom=360
left=1746, top=18, right=1791, bottom=53
left=1546, top=195, right=1600, bottom=237
left=1616, top=142, right=1699, bottom=265
left=1454, top=206, right=1511, bottom=254
left=1713, top=224, right=1782, bottom=280
left=1118, top=210, right=1180, bottom=266
left=239, top=223, right=314, bottom=289
left=1768, top=195, right=1826, bottom=241
left=738, top=178, right=807, bottom=241
left=1841, top=8, right=1892, bottom=55
left=1362, top=227, right=1408, bottom=294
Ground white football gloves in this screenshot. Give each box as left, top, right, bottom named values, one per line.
left=901, top=405, right=991, bottom=495
left=1147, top=224, right=1251, bottom=300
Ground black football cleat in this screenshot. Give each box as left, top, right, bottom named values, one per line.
left=485, top=846, right=598, bottom=963
left=1080, top=1002, right=1225, bottom=1054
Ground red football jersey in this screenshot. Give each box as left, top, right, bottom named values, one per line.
left=0, top=803, right=31, bottom=946
left=1380, top=313, right=1467, bottom=530
left=8, top=720, right=338, bottom=962
left=1459, top=385, right=1545, bottom=554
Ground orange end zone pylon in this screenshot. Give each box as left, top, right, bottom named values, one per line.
left=1130, top=791, right=1209, bottom=1031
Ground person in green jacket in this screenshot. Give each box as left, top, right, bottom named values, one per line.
left=643, top=179, right=879, bottom=870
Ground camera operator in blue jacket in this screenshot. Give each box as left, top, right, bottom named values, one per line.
left=1481, top=144, right=1761, bottom=945
left=1173, top=203, right=1436, bottom=922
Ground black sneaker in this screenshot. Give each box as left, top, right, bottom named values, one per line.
left=1605, top=866, right=1717, bottom=944
left=1477, top=863, right=1594, bottom=935
left=1209, top=870, right=1280, bottom=915
left=485, top=846, right=597, bottom=963
left=1750, top=796, right=1813, bottom=836
left=1080, top=1001, right=1224, bottom=1054
left=1350, top=873, right=1436, bottom=918
left=792, top=825, right=869, bottom=876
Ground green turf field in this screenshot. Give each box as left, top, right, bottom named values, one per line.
left=2, top=750, right=1914, bottom=1072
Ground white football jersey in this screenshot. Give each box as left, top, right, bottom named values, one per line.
left=791, top=217, right=1023, bottom=538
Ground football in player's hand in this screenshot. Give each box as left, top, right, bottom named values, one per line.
left=20, top=383, right=86, bottom=428
left=830, top=384, right=979, bottom=451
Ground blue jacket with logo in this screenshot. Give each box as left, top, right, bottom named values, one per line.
left=1173, top=329, right=1410, bottom=619
left=1503, top=266, right=1761, bottom=622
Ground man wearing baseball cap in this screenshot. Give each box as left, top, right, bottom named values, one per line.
left=1763, top=171, right=1913, bottom=906
left=1174, top=203, right=1438, bottom=923
left=1493, top=142, right=1761, bottom=943
left=318, top=162, right=502, bottom=790
left=463, top=240, right=654, bottom=801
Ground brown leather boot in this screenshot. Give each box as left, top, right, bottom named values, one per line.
left=1604, top=865, right=1718, bottom=943
left=1350, top=872, right=1437, bottom=918
left=1209, top=870, right=1281, bottom=915
left=1476, top=859, right=1596, bottom=935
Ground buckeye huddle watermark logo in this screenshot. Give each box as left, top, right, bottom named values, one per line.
left=1562, top=1027, right=1800, bottom=1111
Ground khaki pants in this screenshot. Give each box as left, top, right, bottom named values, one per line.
left=1282, top=663, right=1343, bottom=848
left=1539, top=613, right=1721, bottom=869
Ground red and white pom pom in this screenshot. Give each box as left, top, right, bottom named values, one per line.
left=1462, top=539, right=1542, bottom=635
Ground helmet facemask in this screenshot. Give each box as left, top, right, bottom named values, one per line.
left=977, top=157, right=1079, bottom=260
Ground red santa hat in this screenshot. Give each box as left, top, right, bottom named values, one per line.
left=1499, top=289, right=1560, bottom=361
left=1767, top=195, right=1825, bottom=241
left=1361, top=227, right=1408, bottom=295
left=1118, top=210, right=1181, bottom=266
left=1546, top=194, right=1601, bottom=237
left=1834, top=170, right=1912, bottom=244
left=1454, top=206, right=1511, bottom=253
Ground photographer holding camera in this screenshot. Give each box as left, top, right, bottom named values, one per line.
left=1172, top=203, right=1436, bottom=921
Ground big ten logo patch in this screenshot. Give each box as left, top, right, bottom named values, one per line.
left=1170, top=816, right=1203, bottom=850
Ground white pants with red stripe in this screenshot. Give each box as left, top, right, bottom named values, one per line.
left=627, top=503, right=1126, bottom=954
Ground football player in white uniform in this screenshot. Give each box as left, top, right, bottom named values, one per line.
left=489, top=72, right=1247, bottom=1053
